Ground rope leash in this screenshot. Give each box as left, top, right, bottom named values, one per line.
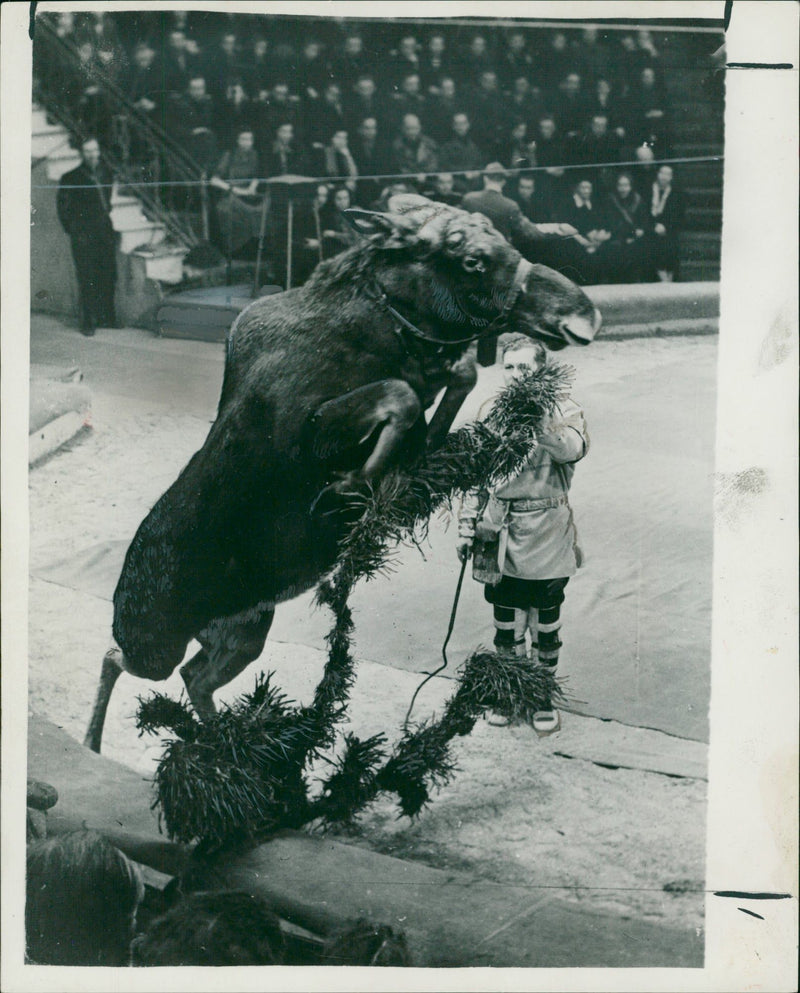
left=403, top=554, right=468, bottom=728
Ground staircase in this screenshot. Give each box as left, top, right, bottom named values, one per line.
left=31, top=105, right=188, bottom=285
left=661, top=34, right=725, bottom=281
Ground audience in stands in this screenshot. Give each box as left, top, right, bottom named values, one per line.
left=34, top=13, right=698, bottom=288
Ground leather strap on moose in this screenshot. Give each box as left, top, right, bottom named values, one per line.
left=374, top=256, right=533, bottom=348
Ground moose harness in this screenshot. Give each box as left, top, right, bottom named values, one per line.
left=371, top=256, right=534, bottom=351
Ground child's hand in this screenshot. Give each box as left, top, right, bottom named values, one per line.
left=456, top=538, right=473, bottom=562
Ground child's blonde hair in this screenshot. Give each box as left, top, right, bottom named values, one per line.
left=501, top=334, right=547, bottom=365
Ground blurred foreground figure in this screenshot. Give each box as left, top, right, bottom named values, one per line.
left=26, top=830, right=143, bottom=965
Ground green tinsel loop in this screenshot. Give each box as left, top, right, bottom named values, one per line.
left=139, top=366, right=574, bottom=846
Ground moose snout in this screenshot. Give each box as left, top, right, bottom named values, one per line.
left=559, top=306, right=602, bottom=346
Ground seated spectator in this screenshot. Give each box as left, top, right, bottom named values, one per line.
left=389, top=73, right=429, bottom=131
left=252, top=81, right=302, bottom=147
left=26, top=831, right=144, bottom=966
left=204, top=31, right=247, bottom=103
left=344, top=75, right=387, bottom=134
left=507, top=76, right=547, bottom=133
left=292, top=182, right=330, bottom=283
left=388, top=35, right=421, bottom=88
left=532, top=116, right=568, bottom=201
left=645, top=164, right=684, bottom=281
left=500, top=30, right=534, bottom=85
left=334, top=34, right=370, bottom=89
left=321, top=186, right=359, bottom=257
left=215, top=82, right=253, bottom=151
left=210, top=128, right=265, bottom=257
left=438, top=111, right=484, bottom=191
left=297, top=39, right=330, bottom=101
left=631, top=142, right=657, bottom=196
left=318, top=128, right=359, bottom=193
left=506, top=119, right=537, bottom=170
left=459, top=34, right=493, bottom=83
left=131, top=891, right=285, bottom=966
left=561, top=177, right=606, bottom=236
left=390, top=114, right=439, bottom=188
left=172, top=76, right=218, bottom=173
left=511, top=173, right=553, bottom=223
left=425, top=171, right=462, bottom=206
left=589, top=77, right=626, bottom=141
left=245, top=36, right=272, bottom=97
left=627, top=66, right=672, bottom=156
left=125, top=41, right=162, bottom=161
left=308, top=81, right=348, bottom=147
left=72, top=40, right=116, bottom=149
left=540, top=31, right=577, bottom=92
left=603, top=171, right=649, bottom=282
left=575, top=26, right=612, bottom=86
left=551, top=71, right=590, bottom=142
left=420, top=33, right=452, bottom=93
left=263, top=121, right=306, bottom=176
left=570, top=113, right=623, bottom=189
left=162, top=28, right=198, bottom=96
left=467, top=70, right=509, bottom=161
left=350, top=117, right=390, bottom=206
left=425, top=76, right=464, bottom=145
left=559, top=177, right=614, bottom=282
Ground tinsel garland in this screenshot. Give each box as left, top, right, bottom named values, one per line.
left=138, top=362, right=574, bottom=849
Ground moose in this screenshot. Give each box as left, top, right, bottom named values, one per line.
left=85, top=195, right=600, bottom=752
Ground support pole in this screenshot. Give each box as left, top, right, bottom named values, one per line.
left=286, top=195, right=294, bottom=290
left=252, top=188, right=270, bottom=298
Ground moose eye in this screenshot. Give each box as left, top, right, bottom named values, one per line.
left=462, top=255, right=486, bottom=273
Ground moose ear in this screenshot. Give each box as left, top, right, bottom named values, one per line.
left=342, top=208, right=417, bottom=250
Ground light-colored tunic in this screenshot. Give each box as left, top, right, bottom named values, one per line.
left=459, top=396, right=589, bottom=580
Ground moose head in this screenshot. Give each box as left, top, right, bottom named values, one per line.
left=341, top=194, right=600, bottom=351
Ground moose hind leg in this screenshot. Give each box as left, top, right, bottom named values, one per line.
left=84, top=646, right=125, bottom=753
left=181, top=603, right=276, bottom=719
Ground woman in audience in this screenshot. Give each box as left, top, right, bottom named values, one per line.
left=26, top=831, right=144, bottom=966
left=210, top=128, right=265, bottom=257
left=604, top=171, right=648, bottom=282
left=645, top=164, right=684, bottom=281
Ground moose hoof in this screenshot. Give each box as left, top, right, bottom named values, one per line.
left=310, top=473, right=365, bottom=517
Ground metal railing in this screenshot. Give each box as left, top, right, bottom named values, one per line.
left=34, top=14, right=205, bottom=249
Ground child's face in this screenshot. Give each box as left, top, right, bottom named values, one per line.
left=503, top=346, right=542, bottom=384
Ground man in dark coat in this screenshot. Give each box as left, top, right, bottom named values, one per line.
left=462, top=163, right=580, bottom=362
left=56, top=137, right=118, bottom=336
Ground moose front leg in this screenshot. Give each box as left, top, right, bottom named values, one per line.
left=425, top=351, right=478, bottom=451
left=310, top=380, right=422, bottom=494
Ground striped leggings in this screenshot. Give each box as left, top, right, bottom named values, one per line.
left=485, top=576, right=569, bottom=667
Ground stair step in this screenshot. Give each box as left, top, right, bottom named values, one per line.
left=672, top=141, right=725, bottom=157
left=45, top=152, right=83, bottom=181
left=111, top=203, right=152, bottom=230
left=680, top=259, right=721, bottom=281
left=119, top=224, right=167, bottom=254
left=31, top=130, right=72, bottom=159
left=684, top=186, right=723, bottom=206
left=683, top=207, right=722, bottom=230
left=133, top=247, right=190, bottom=285
left=680, top=231, right=721, bottom=261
